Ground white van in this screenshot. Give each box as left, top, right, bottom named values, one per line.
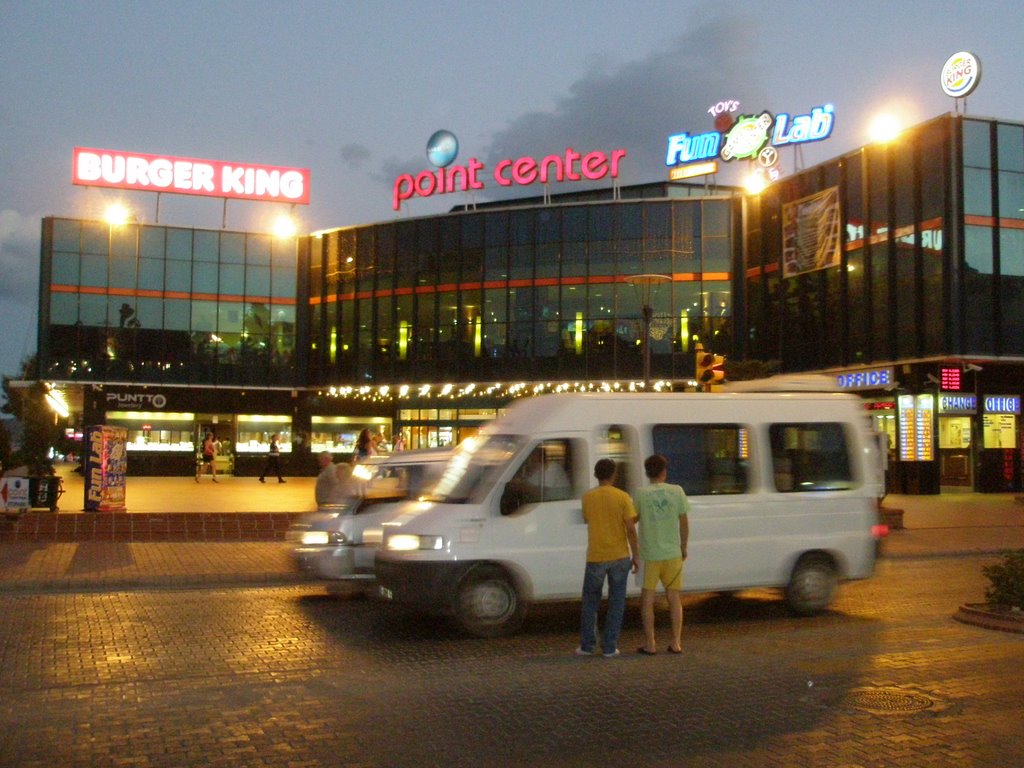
left=287, top=449, right=450, bottom=586
left=375, top=391, right=886, bottom=637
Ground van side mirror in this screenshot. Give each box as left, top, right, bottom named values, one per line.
left=500, top=482, right=524, bottom=516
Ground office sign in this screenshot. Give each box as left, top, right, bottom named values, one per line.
left=983, top=395, right=1021, bottom=415
left=836, top=367, right=894, bottom=390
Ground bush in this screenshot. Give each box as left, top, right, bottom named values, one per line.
left=982, top=550, right=1024, bottom=610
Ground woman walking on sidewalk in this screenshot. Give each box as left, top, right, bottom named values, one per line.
left=259, top=434, right=286, bottom=483
left=196, top=432, right=219, bottom=483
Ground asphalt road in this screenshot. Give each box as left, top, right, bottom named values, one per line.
left=0, top=555, right=1021, bottom=767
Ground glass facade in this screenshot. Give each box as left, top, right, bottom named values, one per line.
left=40, top=218, right=300, bottom=386
left=744, top=114, right=1024, bottom=370
left=306, top=195, right=737, bottom=387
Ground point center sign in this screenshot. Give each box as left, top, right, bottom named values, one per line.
left=392, top=146, right=627, bottom=211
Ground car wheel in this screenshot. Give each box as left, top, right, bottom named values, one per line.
left=785, top=554, right=837, bottom=615
left=454, top=565, right=525, bottom=638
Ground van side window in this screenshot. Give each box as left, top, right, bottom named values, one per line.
left=769, top=423, right=853, bottom=492
left=501, top=440, right=577, bottom=514
left=598, top=424, right=633, bottom=493
left=651, top=425, right=749, bottom=496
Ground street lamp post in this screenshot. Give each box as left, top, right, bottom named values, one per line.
left=624, top=273, right=671, bottom=388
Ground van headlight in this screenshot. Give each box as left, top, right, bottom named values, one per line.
left=387, top=533, right=445, bottom=551
left=299, top=531, right=347, bottom=546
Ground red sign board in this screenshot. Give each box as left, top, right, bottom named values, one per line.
left=72, top=147, right=310, bottom=204
left=940, top=367, right=962, bottom=391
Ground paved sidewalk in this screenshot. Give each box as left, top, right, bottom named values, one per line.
left=1, top=485, right=1022, bottom=593
left=49, top=463, right=320, bottom=514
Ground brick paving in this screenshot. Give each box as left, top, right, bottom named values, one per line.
left=0, top=472, right=1022, bottom=766
left=0, top=557, right=1020, bottom=767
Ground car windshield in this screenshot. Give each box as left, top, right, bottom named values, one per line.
left=356, top=460, right=443, bottom=510
left=426, top=434, right=524, bottom=504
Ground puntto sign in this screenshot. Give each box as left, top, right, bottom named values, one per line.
left=72, top=147, right=311, bottom=204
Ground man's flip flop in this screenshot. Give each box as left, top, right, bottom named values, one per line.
left=637, top=647, right=657, bottom=655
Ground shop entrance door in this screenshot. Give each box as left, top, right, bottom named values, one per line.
left=196, top=415, right=235, bottom=476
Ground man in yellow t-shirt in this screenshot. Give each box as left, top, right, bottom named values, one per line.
left=577, top=458, right=639, bottom=658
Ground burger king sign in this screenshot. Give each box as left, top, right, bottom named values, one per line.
left=940, top=51, right=981, bottom=99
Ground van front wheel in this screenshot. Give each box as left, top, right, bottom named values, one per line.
left=785, top=554, right=837, bottom=615
left=454, top=566, right=525, bottom=637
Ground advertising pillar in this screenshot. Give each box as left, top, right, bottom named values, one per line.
left=895, top=393, right=939, bottom=494
left=84, top=425, right=128, bottom=511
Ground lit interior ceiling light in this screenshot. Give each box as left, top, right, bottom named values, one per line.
left=44, top=386, right=70, bottom=418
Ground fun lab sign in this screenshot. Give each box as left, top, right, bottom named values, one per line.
left=665, top=104, right=835, bottom=171
left=392, top=146, right=627, bottom=210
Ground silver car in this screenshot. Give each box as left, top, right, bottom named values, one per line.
left=287, top=449, right=450, bottom=587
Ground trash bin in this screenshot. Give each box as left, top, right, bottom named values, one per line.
left=29, top=476, right=63, bottom=512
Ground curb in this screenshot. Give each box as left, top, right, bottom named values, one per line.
left=881, top=548, right=1020, bottom=560
left=0, top=511, right=302, bottom=543
left=0, top=571, right=311, bottom=594
left=953, top=603, right=1024, bottom=634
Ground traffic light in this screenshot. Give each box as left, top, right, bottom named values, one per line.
left=695, top=344, right=726, bottom=391
left=695, top=344, right=714, bottom=384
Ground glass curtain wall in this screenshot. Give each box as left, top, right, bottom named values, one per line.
left=306, top=198, right=736, bottom=387
left=743, top=114, right=957, bottom=372
left=42, top=218, right=298, bottom=385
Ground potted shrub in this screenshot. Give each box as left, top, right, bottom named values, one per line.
left=955, top=550, right=1024, bottom=633
left=982, top=551, right=1024, bottom=612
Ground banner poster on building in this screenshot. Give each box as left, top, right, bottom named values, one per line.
left=84, top=425, right=127, bottom=512
left=781, top=186, right=841, bottom=278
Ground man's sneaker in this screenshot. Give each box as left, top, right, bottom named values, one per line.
left=574, top=647, right=594, bottom=656
left=602, top=649, right=620, bottom=658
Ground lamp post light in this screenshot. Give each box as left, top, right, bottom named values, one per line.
left=624, top=273, right=671, bottom=388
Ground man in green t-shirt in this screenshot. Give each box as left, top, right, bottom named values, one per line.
left=633, top=454, right=690, bottom=655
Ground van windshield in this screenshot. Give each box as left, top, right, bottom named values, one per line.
left=426, top=434, right=524, bottom=504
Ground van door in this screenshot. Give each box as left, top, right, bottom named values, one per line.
left=652, top=423, right=774, bottom=590
left=491, top=439, right=588, bottom=600
left=764, top=421, right=863, bottom=582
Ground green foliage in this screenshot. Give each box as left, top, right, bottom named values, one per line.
left=982, top=550, right=1024, bottom=610
left=0, top=419, right=11, bottom=471
left=2, top=357, right=60, bottom=476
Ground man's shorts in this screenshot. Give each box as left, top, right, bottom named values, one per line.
left=642, top=557, right=684, bottom=591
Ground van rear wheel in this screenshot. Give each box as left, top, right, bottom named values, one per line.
left=454, top=566, right=525, bottom=637
left=785, top=554, right=837, bottom=614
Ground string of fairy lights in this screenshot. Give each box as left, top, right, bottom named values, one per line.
left=314, top=378, right=697, bottom=403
